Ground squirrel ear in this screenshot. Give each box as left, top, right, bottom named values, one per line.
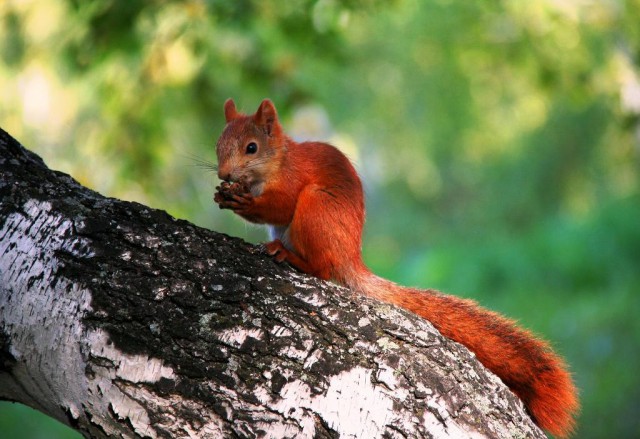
left=224, top=99, right=239, bottom=123
left=254, top=99, right=280, bottom=135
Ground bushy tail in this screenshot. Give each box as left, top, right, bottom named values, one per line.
left=348, top=271, right=579, bottom=438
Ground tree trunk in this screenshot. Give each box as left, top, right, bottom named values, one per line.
left=0, top=127, right=545, bottom=438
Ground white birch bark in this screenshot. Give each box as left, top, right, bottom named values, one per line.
left=0, top=128, right=545, bottom=438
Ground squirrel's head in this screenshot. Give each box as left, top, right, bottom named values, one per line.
left=215, top=99, right=285, bottom=191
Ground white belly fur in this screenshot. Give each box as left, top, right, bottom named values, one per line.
left=267, top=225, right=292, bottom=250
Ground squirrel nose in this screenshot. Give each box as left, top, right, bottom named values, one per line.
left=217, top=167, right=231, bottom=181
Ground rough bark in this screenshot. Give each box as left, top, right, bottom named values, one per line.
left=0, top=127, right=545, bottom=439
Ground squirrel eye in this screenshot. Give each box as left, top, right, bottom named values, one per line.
left=245, top=142, right=258, bottom=154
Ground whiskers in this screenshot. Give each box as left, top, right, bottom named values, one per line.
left=183, top=153, right=218, bottom=174
left=182, top=151, right=270, bottom=183
left=244, top=156, right=270, bottom=170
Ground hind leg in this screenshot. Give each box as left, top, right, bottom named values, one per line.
left=266, top=185, right=362, bottom=281
left=264, top=239, right=326, bottom=278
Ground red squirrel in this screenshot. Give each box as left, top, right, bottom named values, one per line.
left=213, top=98, right=579, bottom=438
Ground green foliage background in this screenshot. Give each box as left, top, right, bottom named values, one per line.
left=1, top=1, right=639, bottom=438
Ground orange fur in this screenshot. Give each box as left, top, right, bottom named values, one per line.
left=214, top=99, right=579, bottom=437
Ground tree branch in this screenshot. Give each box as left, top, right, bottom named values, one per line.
left=0, top=127, right=545, bottom=438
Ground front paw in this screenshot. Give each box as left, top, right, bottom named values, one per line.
left=214, top=180, right=252, bottom=214
left=226, top=193, right=254, bottom=214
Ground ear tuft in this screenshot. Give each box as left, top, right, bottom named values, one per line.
left=224, top=99, right=239, bottom=123
left=254, top=99, right=280, bottom=135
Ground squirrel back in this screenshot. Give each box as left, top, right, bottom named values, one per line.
left=214, top=99, right=579, bottom=438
